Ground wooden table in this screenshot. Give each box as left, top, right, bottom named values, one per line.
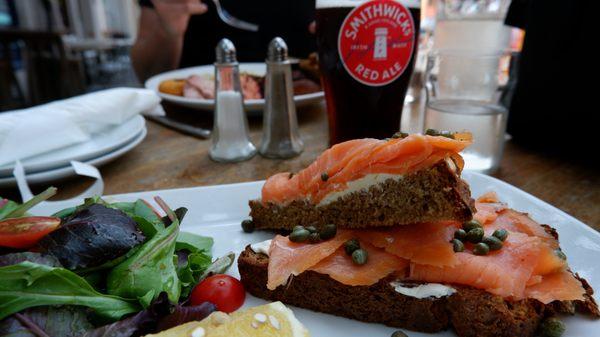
left=2, top=102, right=598, bottom=230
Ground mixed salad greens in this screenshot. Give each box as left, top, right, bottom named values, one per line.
left=0, top=190, right=234, bottom=336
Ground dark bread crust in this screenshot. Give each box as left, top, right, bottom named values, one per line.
left=238, top=247, right=449, bottom=333
left=540, top=224, right=600, bottom=317
left=249, top=160, right=475, bottom=230
left=446, top=288, right=543, bottom=337
left=238, top=247, right=599, bottom=337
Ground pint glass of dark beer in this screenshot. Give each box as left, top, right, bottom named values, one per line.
left=316, top=0, right=421, bottom=144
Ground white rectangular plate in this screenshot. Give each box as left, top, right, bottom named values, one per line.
left=33, top=172, right=600, bottom=336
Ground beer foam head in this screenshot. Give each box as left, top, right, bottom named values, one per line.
left=316, top=0, right=421, bottom=9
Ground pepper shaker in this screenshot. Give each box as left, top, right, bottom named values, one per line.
left=259, top=37, right=304, bottom=158
left=209, top=38, right=256, bottom=162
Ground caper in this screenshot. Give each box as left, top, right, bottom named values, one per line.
left=321, top=172, right=329, bottom=181
left=466, top=227, right=484, bottom=243
left=351, top=249, right=368, bottom=265
left=293, top=225, right=305, bottom=232
left=462, top=219, right=483, bottom=232
left=392, top=131, right=409, bottom=139
left=425, top=128, right=440, bottom=136
left=320, top=224, right=337, bottom=240
left=473, top=242, right=490, bottom=255
left=482, top=236, right=503, bottom=251
left=344, top=239, right=360, bottom=255
left=241, top=219, right=254, bottom=233
left=540, top=317, right=565, bottom=337
left=454, top=229, right=467, bottom=240
left=289, top=228, right=310, bottom=243
left=439, top=130, right=454, bottom=139
left=492, top=228, right=508, bottom=241
left=452, top=239, right=465, bottom=252
left=555, top=249, right=567, bottom=260
left=391, top=331, right=408, bottom=337
left=288, top=172, right=294, bottom=179
left=306, top=226, right=318, bottom=233
left=308, top=232, right=321, bottom=243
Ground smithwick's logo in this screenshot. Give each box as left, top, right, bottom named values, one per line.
left=338, top=0, right=416, bottom=86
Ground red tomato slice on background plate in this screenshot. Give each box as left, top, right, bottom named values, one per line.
left=0, top=216, right=61, bottom=249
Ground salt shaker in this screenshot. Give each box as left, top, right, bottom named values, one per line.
left=209, top=38, right=256, bottom=162
left=258, top=37, right=304, bottom=158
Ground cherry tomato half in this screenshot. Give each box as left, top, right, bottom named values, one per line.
left=0, top=216, right=61, bottom=249
left=190, top=274, right=246, bottom=313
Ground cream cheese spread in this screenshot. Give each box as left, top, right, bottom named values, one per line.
left=250, top=239, right=272, bottom=256
left=317, top=173, right=404, bottom=206
left=390, top=281, right=456, bottom=299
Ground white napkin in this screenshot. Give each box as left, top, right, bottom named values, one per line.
left=0, top=88, right=161, bottom=166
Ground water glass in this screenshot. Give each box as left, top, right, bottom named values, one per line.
left=424, top=49, right=513, bottom=174
left=434, top=0, right=511, bottom=52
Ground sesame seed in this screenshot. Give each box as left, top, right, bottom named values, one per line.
left=254, top=313, right=267, bottom=323
left=190, top=326, right=205, bottom=337
left=269, top=315, right=281, bottom=330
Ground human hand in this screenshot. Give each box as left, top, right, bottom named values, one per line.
left=151, top=0, right=208, bottom=36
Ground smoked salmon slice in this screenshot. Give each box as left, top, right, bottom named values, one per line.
left=410, top=232, right=542, bottom=299
left=524, top=270, right=586, bottom=304
left=267, top=230, right=355, bottom=290
left=490, top=210, right=557, bottom=245
left=310, top=241, right=408, bottom=286
left=265, top=193, right=586, bottom=304
left=261, top=134, right=471, bottom=205
left=532, top=245, right=567, bottom=276
left=473, top=192, right=507, bottom=224
left=407, top=197, right=576, bottom=299
left=357, top=221, right=459, bottom=267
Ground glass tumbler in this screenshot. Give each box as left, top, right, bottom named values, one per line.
left=424, top=49, right=513, bottom=174
left=434, top=0, right=512, bottom=52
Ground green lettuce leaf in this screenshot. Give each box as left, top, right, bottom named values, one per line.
left=0, top=198, right=19, bottom=220
left=0, top=262, right=140, bottom=321
left=197, top=253, right=235, bottom=281
left=106, top=220, right=181, bottom=306
left=113, top=200, right=165, bottom=238
left=176, top=251, right=212, bottom=299
left=175, top=232, right=213, bottom=255
left=173, top=232, right=213, bottom=298
left=0, top=252, right=61, bottom=268
left=0, top=187, right=56, bottom=220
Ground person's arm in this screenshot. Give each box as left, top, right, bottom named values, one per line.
left=131, top=0, right=207, bottom=82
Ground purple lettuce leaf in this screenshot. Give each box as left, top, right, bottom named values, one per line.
left=83, top=292, right=216, bottom=337
left=0, top=306, right=93, bottom=337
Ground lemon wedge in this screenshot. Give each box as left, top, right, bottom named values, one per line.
left=145, top=301, right=310, bottom=337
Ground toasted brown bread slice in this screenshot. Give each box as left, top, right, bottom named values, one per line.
left=238, top=247, right=599, bottom=337
left=250, top=160, right=475, bottom=231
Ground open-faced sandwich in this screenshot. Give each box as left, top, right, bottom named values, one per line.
left=250, top=132, right=475, bottom=229
left=238, top=132, right=600, bottom=337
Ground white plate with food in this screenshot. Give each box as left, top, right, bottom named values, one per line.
left=32, top=175, right=600, bottom=337
left=0, top=115, right=145, bottom=178
left=145, top=62, right=324, bottom=113
left=0, top=127, right=146, bottom=188
left=8, top=134, right=599, bottom=337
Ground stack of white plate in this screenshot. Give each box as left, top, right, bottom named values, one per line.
left=0, top=115, right=147, bottom=188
